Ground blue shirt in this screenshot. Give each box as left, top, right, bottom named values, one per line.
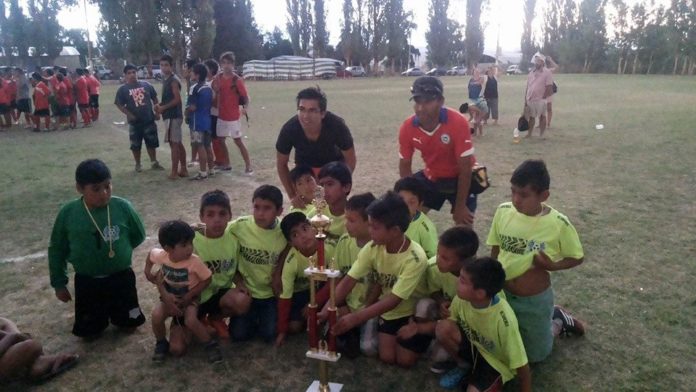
left=189, top=82, right=212, bottom=132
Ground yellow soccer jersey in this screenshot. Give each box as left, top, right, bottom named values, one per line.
left=280, top=246, right=335, bottom=299
left=348, top=240, right=428, bottom=320
left=425, top=256, right=458, bottom=300
left=193, top=224, right=239, bottom=303
left=289, top=204, right=316, bottom=217
left=449, top=295, right=528, bottom=383
left=334, top=233, right=368, bottom=312
left=310, top=208, right=346, bottom=253
left=406, top=212, right=438, bottom=258
left=486, top=202, right=584, bottom=280
left=230, top=216, right=287, bottom=299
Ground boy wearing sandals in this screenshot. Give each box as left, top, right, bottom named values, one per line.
left=48, top=159, right=146, bottom=339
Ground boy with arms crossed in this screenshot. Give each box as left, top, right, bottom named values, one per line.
left=48, top=159, right=146, bottom=338
left=487, top=159, right=585, bottom=363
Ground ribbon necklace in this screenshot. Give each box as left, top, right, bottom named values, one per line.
left=83, top=198, right=114, bottom=258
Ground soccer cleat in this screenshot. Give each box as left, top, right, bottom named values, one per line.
left=430, top=360, right=457, bottom=374
left=553, top=305, right=585, bottom=337
left=439, top=365, right=468, bottom=390
left=152, top=339, right=169, bottom=362
left=151, top=161, right=164, bottom=170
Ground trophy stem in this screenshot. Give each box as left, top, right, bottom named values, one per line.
left=319, top=361, right=329, bottom=392
left=317, top=235, right=325, bottom=270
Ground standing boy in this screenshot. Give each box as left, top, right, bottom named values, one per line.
left=74, top=69, right=92, bottom=127
left=394, top=176, right=439, bottom=258
left=14, top=68, right=33, bottom=129
left=114, top=64, right=164, bottom=172
left=487, top=159, right=585, bottom=363
left=30, top=73, right=51, bottom=132
left=48, top=159, right=146, bottom=338
left=155, top=54, right=187, bottom=179
left=186, top=64, right=215, bottom=180
left=86, top=68, right=101, bottom=121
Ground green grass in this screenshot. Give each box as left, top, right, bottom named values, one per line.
left=1, top=74, right=695, bottom=391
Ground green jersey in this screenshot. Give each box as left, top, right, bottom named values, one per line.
left=193, top=222, right=240, bottom=303
left=334, top=234, right=368, bottom=311
left=449, top=295, right=528, bottom=383
left=289, top=204, right=316, bottom=217
left=230, top=215, right=286, bottom=299
left=48, top=196, right=146, bottom=288
left=425, top=256, right=458, bottom=300
left=405, top=212, right=438, bottom=258
left=348, top=240, right=427, bottom=320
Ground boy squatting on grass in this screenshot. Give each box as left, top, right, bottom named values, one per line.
left=320, top=191, right=429, bottom=368
left=48, top=159, right=147, bottom=339
left=144, top=220, right=223, bottom=363
left=394, top=176, right=439, bottom=259
left=487, top=159, right=585, bottom=363
left=435, top=257, right=531, bottom=392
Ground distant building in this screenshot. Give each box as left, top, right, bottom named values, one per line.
left=0, top=46, right=82, bottom=70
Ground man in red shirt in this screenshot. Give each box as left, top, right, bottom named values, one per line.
left=398, top=76, right=477, bottom=226
left=0, top=75, right=10, bottom=128
left=30, top=72, right=51, bottom=131
left=59, top=69, right=77, bottom=128
left=4, top=68, right=18, bottom=125
left=86, top=69, right=101, bottom=121
left=75, top=68, right=92, bottom=127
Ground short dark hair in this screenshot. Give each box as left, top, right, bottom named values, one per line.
left=461, top=256, right=506, bottom=298
left=75, top=68, right=84, bottom=76
left=203, top=59, right=219, bottom=76
left=192, top=63, right=207, bottom=83
left=394, top=176, right=427, bottom=203
left=318, top=161, right=352, bottom=187
left=511, top=159, right=550, bottom=193
left=366, top=191, right=410, bottom=233
left=45, top=69, right=54, bottom=76
left=200, top=189, right=231, bottom=216
left=31, top=72, right=42, bottom=81
left=75, top=159, right=111, bottom=186
left=158, top=220, right=195, bottom=249
left=219, top=51, right=236, bottom=64
left=439, top=226, right=479, bottom=261
left=280, top=211, right=309, bottom=241
left=346, top=192, right=376, bottom=220
left=289, top=164, right=315, bottom=184
left=160, top=54, right=174, bottom=65
left=185, top=59, right=197, bottom=70
left=58, top=67, right=68, bottom=76
left=123, top=64, right=137, bottom=74
left=296, top=86, right=327, bottom=112
left=253, top=185, right=283, bottom=210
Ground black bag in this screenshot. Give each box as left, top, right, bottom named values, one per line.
left=552, top=82, right=558, bottom=94
left=470, top=165, right=490, bottom=195
left=517, top=115, right=529, bottom=132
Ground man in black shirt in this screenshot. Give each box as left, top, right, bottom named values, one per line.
left=275, top=87, right=356, bottom=209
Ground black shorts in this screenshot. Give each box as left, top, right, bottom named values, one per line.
left=72, top=268, right=146, bottom=337
left=197, top=288, right=230, bottom=318
left=59, top=105, right=71, bottom=117
left=413, top=170, right=478, bottom=213
left=379, top=316, right=433, bottom=354
left=129, top=121, right=159, bottom=150
left=34, top=108, right=50, bottom=117
left=89, top=94, right=99, bottom=108
left=457, top=326, right=503, bottom=391
left=290, top=289, right=310, bottom=322
left=9, top=100, right=16, bottom=109
left=0, top=103, right=7, bottom=114
left=17, top=98, right=31, bottom=113
left=211, top=115, right=218, bottom=138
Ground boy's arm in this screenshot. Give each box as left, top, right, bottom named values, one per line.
left=127, top=203, right=146, bottom=248
left=271, top=244, right=291, bottom=297
left=396, top=317, right=436, bottom=340
left=491, top=245, right=500, bottom=259
left=516, top=364, right=532, bottom=392
left=48, top=209, right=71, bottom=302
left=232, top=271, right=249, bottom=295
left=533, top=252, right=583, bottom=272
left=319, top=275, right=357, bottom=321
left=157, top=80, right=181, bottom=112
left=143, top=251, right=158, bottom=284
left=333, top=293, right=401, bottom=335
left=181, top=276, right=211, bottom=307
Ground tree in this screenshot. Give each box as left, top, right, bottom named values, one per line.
left=384, top=0, right=415, bottom=73
left=190, top=0, right=215, bottom=60
left=313, top=0, right=328, bottom=57
left=2, top=0, right=32, bottom=66
left=286, top=0, right=301, bottom=55
left=337, top=0, right=354, bottom=65
left=299, top=0, right=312, bottom=55
left=27, top=0, right=72, bottom=62
left=158, top=0, right=190, bottom=69
left=63, top=28, right=90, bottom=66
left=367, top=0, right=387, bottom=73
left=609, top=0, right=630, bottom=74
left=212, top=0, right=262, bottom=64
left=425, top=0, right=461, bottom=67
left=520, top=0, right=537, bottom=70
left=96, top=0, right=131, bottom=60
left=262, top=27, right=294, bottom=59
left=465, top=0, right=485, bottom=70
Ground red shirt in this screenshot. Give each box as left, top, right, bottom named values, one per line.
left=5, top=79, right=17, bottom=101
left=0, top=80, right=8, bottom=105
left=87, top=75, right=101, bottom=95
left=398, top=107, right=475, bottom=181
left=56, top=81, right=70, bottom=106
left=49, top=75, right=60, bottom=93
left=33, top=82, right=50, bottom=110
left=75, top=76, right=89, bottom=104
left=215, top=73, right=248, bottom=121
left=63, top=77, right=75, bottom=105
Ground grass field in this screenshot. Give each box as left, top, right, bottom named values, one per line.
left=1, top=73, right=695, bottom=391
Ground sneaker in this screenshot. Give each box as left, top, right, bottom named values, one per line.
left=187, top=161, right=197, bottom=168
left=205, top=340, right=223, bottom=364
left=553, top=305, right=585, bottom=337
left=207, top=316, right=230, bottom=339
left=208, top=168, right=216, bottom=177
left=189, top=172, right=208, bottom=181
left=151, top=161, right=164, bottom=170
left=439, top=366, right=468, bottom=390
left=244, top=168, right=254, bottom=176
left=430, top=360, right=457, bottom=374
left=135, top=163, right=142, bottom=172
left=214, top=165, right=232, bottom=172
left=152, top=339, right=169, bottom=362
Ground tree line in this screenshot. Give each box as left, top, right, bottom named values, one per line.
left=0, top=0, right=693, bottom=75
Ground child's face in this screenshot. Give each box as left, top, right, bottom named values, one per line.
left=159, top=61, right=172, bottom=76
left=77, top=179, right=112, bottom=209
left=397, top=190, right=421, bottom=217
left=318, top=176, right=350, bottom=207
left=456, top=269, right=477, bottom=301
left=253, top=198, right=282, bottom=229
left=165, top=240, right=194, bottom=263
left=200, top=205, right=232, bottom=238
left=368, top=217, right=400, bottom=246
left=345, top=209, right=369, bottom=239
left=436, top=245, right=460, bottom=274
left=511, top=184, right=549, bottom=216
left=289, top=222, right=317, bottom=253
left=220, top=58, right=235, bottom=73
left=294, top=174, right=317, bottom=202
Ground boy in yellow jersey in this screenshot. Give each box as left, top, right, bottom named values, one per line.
left=193, top=190, right=251, bottom=339
left=288, top=164, right=317, bottom=216
left=487, top=160, right=585, bottom=363
left=313, top=161, right=352, bottom=251
left=228, top=185, right=287, bottom=343
left=435, top=257, right=531, bottom=391
left=394, top=176, right=439, bottom=258
left=275, top=212, right=332, bottom=346
left=323, top=191, right=428, bottom=368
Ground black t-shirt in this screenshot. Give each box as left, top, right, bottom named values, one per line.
left=114, top=81, right=158, bottom=125
left=484, top=76, right=498, bottom=99
left=160, top=75, right=182, bottom=120
left=275, top=111, right=354, bottom=168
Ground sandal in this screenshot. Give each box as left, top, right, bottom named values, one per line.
left=38, top=353, right=79, bottom=382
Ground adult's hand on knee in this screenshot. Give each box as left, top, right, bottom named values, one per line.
left=54, top=288, right=72, bottom=303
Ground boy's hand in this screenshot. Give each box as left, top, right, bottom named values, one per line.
left=55, top=287, right=72, bottom=303
left=162, top=293, right=183, bottom=316
left=396, top=318, right=418, bottom=340
left=533, top=251, right=555, bottom=271
left=332, top=313, right=357, bottom=336
left=453, top=205, right=474, bottom=226
left=439, top=300, right=451, bottom=319
left=274, top=332, right=286, bottom=348
left=291, top=194, right=307, bottom=209
left=271, top=273, right=282, bottom=298
left=153, top=103, right=162, bottom=114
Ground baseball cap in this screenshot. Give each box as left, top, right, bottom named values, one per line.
left=410, top=76, right=444, bottom=101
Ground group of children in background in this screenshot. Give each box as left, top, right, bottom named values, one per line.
left=41, top=154, right=586, bottom=391
left=0, top=66, right=100, bottom=132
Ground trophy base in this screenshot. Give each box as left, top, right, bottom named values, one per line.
left=306, top=380, right=343, bottom=392
left=306, top=350, right=341, bottom=362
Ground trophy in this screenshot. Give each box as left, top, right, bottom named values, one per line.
left=305, top=186, right=343, bottom=392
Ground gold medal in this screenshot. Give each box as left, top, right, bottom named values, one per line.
left=109, top=249, right=115, bottom=258
left=83, top=199, right=115, bottom=259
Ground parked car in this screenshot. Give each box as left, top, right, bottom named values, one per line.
left=345, top=66, right=367, bottom=77
left=136, top=64, right=162, bottom=80
left=401, top=67, right=424, bottom=76
left=506, top=64, right=523, bottom=75
left=426, top=67, right=448, bottom=76
left=90, top=64, right=113, bottom=79
left=446, top=66, right=467, bottom=76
